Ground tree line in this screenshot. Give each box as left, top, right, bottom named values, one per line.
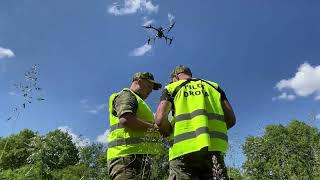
left=0, top=129, right=108, bottom=179
left=1, top=119, right=320, bottom=179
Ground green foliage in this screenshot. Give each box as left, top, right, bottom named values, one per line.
left=76, top=143, right=109, bottom=179
left=243, top=120, right=320, bottom=179
left=0, top=129, right=81, bottom=179
left=227, top=167, right=246, bottom=180
left=52, top=164, right=92, bottom=180
left=150, top=154, right=169, bottom=180
left=0, top=164, right=42, bottom=180
left=5, top=120, right=320, bottom=179
left=79, top=143, right=104, bottom=168
left=148, top=137, right=170, bottom=180
left=43, top=129, right=79, bottom=170
left=0, top=129, right=37, bottom=170
left=26, top=129, right=80, bottom=178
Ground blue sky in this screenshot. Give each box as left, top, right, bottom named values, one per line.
left=1, top=0, right=320, bottom=168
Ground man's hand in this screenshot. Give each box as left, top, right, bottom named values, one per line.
left=119, top=113, right=155, bottom=131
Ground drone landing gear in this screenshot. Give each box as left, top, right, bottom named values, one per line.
left=165, top=37, right=173, bottom=45
left=147, top=37, right=156, bottom=45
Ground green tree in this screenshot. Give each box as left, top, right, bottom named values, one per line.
left=0, top=129, right=92, bottom=179
left=242, top=120, right=320, bottom=179
left=227, top=167, right=245, bottom=180
left=51, top=143, right=109, bottom=179
left=44, top=129, right=79, bottom=170
left=0, top=164, right=42, bottom=180
left=28, top=129, right=79, bottom=170
left=79, top=143, right=104, bottom=168
left=25, top=129, right=79, bottom=178
left=78, top=143, right=109, bottom=179
left=52, top=164, right=91, bottom=180
left=0, top=129, right=37, bottom=170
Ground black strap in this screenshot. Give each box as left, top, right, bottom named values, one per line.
left=201, top=80, right=226, bottom=100
left=170, top=79, right=220, bottom=116
left=171, top=78, right=219, bottom=99
left=171, top=79, right=193, bottom=98
left=170, top=79, right=194, bottom=116
left=200, top=79, right=219, bottom=91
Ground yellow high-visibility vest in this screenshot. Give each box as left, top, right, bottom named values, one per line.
left=165, top=79, right=228, bottom=160
left=107, top=88, right=163, bottom=160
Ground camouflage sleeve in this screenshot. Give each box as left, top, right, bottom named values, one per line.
left=114, top=90, right=138, bottom=117
left=160, top=88, right=173, bottom=103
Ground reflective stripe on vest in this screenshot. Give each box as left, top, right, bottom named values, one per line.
left=169, top=126, right=228, bottom=146
left=108, top=136, right=162, bottom=148
left=175, top=109, right=224, bottom=122
left=107, top=88, right=163, bottom=160
left=109, top=123, right=123, bottom=133
left=165, top=79, right=228, bottom=160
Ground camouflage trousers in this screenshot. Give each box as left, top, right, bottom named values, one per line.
left=168, top=148, right=229, bottom=180
left=108, top=154, right=152, bottom=180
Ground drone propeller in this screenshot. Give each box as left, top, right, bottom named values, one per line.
left=143, top=24, right=160, bottom=32
left=167, top=22, right=175, bottom=33
left=143, top=24, right=153, bottom=29
left=170, top=22, right=175, bottom=28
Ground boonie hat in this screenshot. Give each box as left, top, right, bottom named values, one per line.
left=132, top=72, right=162, bottom=90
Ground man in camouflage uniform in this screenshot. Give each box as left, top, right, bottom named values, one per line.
left=155, top=65, right=236, bottom=179
left=107, top=72, right=163, bottom=180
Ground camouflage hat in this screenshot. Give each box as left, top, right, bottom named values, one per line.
left=170, top=65, right=192, bottom=78
left=132, top=72, right=162, bottom=90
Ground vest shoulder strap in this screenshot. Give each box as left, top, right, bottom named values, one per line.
left=171, top=78, right=222, bottom=102
left=200, top=79, right=219, bottom=91
left=171, top=79, right=192, bottom=98
left=171, top=78, right=219, bottom=98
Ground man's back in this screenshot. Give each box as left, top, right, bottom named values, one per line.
left=155, top=65, right=236, bottom=179
left=169, top=79, right=224, bottom=114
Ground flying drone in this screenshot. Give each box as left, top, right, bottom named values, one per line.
left=143, top=22, right=175, bottom=45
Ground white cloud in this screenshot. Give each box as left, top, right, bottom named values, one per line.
left=80, top=99, right=90, bottom=108
left=142, top=16, right=154, bottom=26
left=108, top=0, right=158, bottom=16
left=144, top=0, right=158, bottom=13
left=80, top=99, right=107, bottom=115
left=86, top=110, right=98, bottom=114
left=0, top=47, right=15, bottom=59
left=315, top=94, right=320, bottom=101
left=168, top=13, right=175, bottom=23
left=129, top=43, right=152, bottom=56
left=96, top=129, right=110, bottom=144
left=8, top=92, right=19, bottom=96
left=58, top=126, right=90, bottom=147
left=86, top=104, right=107, bottom=115
left=272, top=92, right=296, bottom=101
left=275, top=63, right=320, bottom=100
left=316, top=114, right=320, bottom=120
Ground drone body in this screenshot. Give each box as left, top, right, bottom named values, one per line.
left=143, top=22, right=175, bottom=45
